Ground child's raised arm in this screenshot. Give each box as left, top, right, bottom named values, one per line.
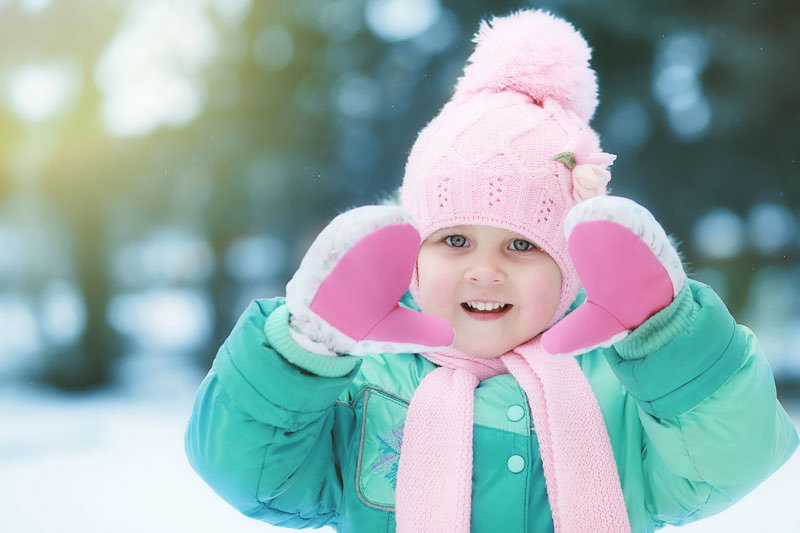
left=184, top=206, right=452, bottom=528
left=612, top=287, right=798, bottom=527
left=546, top=195, right=799, bottom=528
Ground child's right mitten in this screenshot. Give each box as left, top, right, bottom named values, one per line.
left=541, top=196, right=686, bottom=357
left=285, top=205, right=455, bottom=356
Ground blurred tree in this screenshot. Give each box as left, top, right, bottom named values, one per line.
left=0, top=2, right=122, bottom=388
left=0, top=111, right=17, bottom=204
left=0, top=169, right=11, bottom=205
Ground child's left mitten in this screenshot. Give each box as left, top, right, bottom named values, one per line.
left=542, top=196, right=686, bottom=356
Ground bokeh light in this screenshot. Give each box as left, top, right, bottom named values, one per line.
left=692, top=208, right=745, bottom=259
left=94, top=0, right=218, bottom=136
left=6, top=61, right=81, bottom=122
left=365, top=0, right=441, bottom=42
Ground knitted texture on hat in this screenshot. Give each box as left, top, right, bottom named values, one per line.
left=400, top=9, right=613, bottom=323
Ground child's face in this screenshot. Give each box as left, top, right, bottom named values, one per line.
left=417, top=225, right=562, bottom=359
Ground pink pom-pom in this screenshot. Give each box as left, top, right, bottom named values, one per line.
left=453, top=10, right=598, bottom=122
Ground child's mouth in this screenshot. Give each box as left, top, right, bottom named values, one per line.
left=461, top=302, right=512, bottom=321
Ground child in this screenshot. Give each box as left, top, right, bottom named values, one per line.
left=185, top=10, right=798, bottom=533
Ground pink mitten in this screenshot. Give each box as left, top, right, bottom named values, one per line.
left=542, top=196, right=686, bottom=356
left=286, top=205, right=454, bottom=356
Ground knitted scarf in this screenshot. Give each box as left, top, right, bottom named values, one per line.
left=394, top=336, right=630, bottom=532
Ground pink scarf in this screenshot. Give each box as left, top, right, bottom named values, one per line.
left=395, top=336, right=630, bottom=532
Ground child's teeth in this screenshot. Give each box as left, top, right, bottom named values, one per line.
left=467, top=301, right=504, bottom=311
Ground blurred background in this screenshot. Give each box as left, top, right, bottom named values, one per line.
left=0, top=0, right=798, bottom=531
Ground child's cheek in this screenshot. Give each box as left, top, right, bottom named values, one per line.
left=417, top=260, right=455, bottom=318
left=522, top=268, right=562, bottom=322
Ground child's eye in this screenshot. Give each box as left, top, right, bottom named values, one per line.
left=444, top=235, right=468, bottom=248
left=510, top=239, right=535, bottom=251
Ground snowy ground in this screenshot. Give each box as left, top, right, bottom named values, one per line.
left=1, top=357, right=798, bottom=533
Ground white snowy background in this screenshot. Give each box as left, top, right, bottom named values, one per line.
left=1, top=353, right=798, bottom=533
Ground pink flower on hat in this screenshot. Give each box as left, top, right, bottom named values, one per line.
left=552, top=132, right=616, bottom=202
left=572, top=164, right=611, bottom=202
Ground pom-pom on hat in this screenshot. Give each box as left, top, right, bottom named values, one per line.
left=453, top=10, right=598, bottom=122
left=401, top=9, right=616, bottom=325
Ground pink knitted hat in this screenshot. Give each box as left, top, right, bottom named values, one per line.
left=401, top=10, right=616, bottom=323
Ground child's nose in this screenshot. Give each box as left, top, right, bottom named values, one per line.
left=465, top=262, right=506, bottom=284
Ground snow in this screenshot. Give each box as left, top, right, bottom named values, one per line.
left=0, top=363, right=321, bottom=533
left=1, top=364, right=798, bottom=533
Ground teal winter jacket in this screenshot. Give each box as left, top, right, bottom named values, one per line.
left=185, top=280, right=798, bottom=532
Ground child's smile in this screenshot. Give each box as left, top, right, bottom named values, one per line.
left=416, top=224, right=562, bottom=359
left=460, top=300, right=512, bottom=320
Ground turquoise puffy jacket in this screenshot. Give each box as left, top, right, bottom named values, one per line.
left=185, top=280, right=798, bottom=532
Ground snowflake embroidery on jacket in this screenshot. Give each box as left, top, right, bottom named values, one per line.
left=369, top=422, right=404, bottom=490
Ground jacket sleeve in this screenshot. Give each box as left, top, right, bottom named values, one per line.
left=184, top=297, right=363, bottom=529
left=604, top=279, right=799, bottom=528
